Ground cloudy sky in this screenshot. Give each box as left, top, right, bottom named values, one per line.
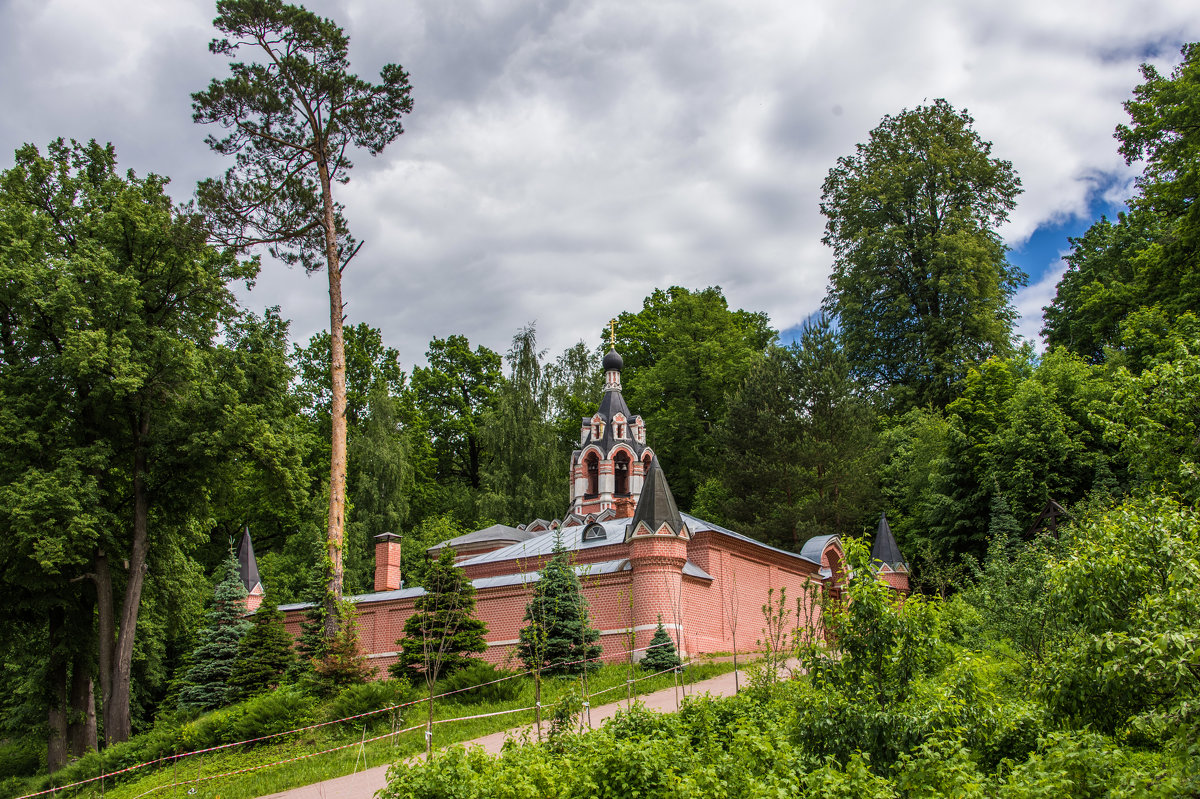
left=2, top=0, right=1196, bottom=369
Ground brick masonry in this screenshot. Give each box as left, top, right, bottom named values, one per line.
left=281, top=522, right=869, bottom=674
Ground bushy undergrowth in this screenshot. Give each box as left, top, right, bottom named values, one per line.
left=9, top=679, right=400, bottom=799
left=383, top=501, right=1200, bottom=797
left=434, top=662, right=522, bottom=705
left=382, top=667, right=1196, bottom=799
left=325, top=680, right=420, bottom=724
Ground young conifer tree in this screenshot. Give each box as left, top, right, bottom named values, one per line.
left=640, top=616, right=682, bottom=672
left=229, top=594, right=296, bottom=698
left=179, top=555, right=250, bottom=710
left=518, top=533, right=601, bottom=676
left=391, top=547, right=488, bottom=684
left=312, top=602, right=375, bottom=694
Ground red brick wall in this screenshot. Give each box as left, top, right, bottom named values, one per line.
left=281, top=530, right=841, bottom=675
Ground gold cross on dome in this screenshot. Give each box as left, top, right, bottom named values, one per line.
left=609, top=318, right=616, bottom=347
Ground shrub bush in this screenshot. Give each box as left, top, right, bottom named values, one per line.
left=227, top=687, right=317, bottom=743
left=324, top=680, right=419, bottom=724
left=434, top=662, right=522, bottom=705
left=0, top=738, right=40, bottom=779
left=175, top=705, right=243, bottom=751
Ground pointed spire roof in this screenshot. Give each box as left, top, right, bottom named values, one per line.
left=236, top=525, right=262, bottom=592
left=871, top=512, right=906, bottom=570
left=625, top=457, right=685, bottom=540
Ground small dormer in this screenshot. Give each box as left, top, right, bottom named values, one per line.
left=633, top=416, right=645, bottom=444
left=582, top=522, right=607, bottom=541
left=613, top=413, right=627, bottom=439
left=591, top=413, right=605, bottom=440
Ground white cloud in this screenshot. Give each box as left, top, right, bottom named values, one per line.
left=1014, top=260, right=1070, bottom=351
left=2, top=0, right=1196, bottom=367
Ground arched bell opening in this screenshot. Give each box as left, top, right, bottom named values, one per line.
left=585, top=451, right=600, bottom=496
left=614, top=450, right=631, bottom=495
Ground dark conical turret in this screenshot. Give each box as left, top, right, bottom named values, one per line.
left=625, top=457, right=686, bottom=541
left=236, top=525, right=262, bottom=593
left=871, top=512, right=906, bottom=571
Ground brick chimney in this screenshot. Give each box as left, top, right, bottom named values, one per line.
left=374, top=532, right=402, bottom=592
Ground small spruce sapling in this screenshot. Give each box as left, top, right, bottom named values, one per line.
left=391, top=547, right=488, bottom=684
left=178, top=555, right=250, bottom=711
left=640, top=616, right=682, bottom=672
left=518, top=533, right=601, bottom=676
left=312, top=603, right=376, bottom=695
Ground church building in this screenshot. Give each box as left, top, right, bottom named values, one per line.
left=269, top=347, right=908, bottom=671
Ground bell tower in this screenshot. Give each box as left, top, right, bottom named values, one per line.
left=569, top=335, right=653, bottom=519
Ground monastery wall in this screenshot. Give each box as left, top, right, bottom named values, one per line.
left=283, top=531, right=834, bottom=679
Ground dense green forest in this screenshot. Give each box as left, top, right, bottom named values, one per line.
left=1, top=0, right=1198, bottom=791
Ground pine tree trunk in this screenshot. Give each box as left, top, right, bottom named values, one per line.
left=319, top=159, right=347, bottom=640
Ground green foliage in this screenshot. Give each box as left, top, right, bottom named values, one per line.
left=1042, top=498, right=1200, bottom=746
left=228, top=594, right=297, bottom=698
left=178, top=556, right=251, bottom=711
left=1047, top=43, right=1200, bottom=362
left=810, top=538, right=942, bottom=706
left=226, top=686, right=317, bottom=743
left=410, top=334, right=502, bottom=492
left=1100, top=316, right=1200, bottom=502
left=545, top=340, right=602, bottom=454
left=324, top=680, right=418, bottom=724
left=518, top=535, right=601, bottom=675
left=0, top=137, right=264, bottom=744
left=821, top=99, right=1024, bottom=411
left=883, top=348, right=1120, bottom=568
left=709, top=318, right=880, bottom=551
left=640, top=617, right=682, bottom=672
left=392, top=547, right=488, bottom=685
left=479, top=324, right=566, bottom=524
left=293, top=325, right=414, bottom=592
left=434, top=661, right=521, bottom=705
left=345, top=382, right=414, bottom=592
left=612, top=286, right=775, bottom=507
left=311, top=604, right=375, bottom=695
left=963, top=532, right=1065, bottom=668
left=0, top=738, right=40, bottom=781
left=399, top=514, right=466, bottom=588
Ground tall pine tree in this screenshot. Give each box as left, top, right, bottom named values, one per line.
left=179, top=555, right=250, bottom=711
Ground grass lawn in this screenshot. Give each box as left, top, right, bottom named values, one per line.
left=47, top=660, right=736, bottom=799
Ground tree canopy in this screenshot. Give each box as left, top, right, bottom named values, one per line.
left=612, top=286, right=775, bottom=507
left=821, top=99, right=1024, bottom=411
left=1045, top=43, right=1200, bottom=364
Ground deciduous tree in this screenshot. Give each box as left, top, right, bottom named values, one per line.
left=0, top=139, right=254, bottom=744
left=410, top=335, right=502, bottom=492
left=1045, top=44, right=1200, bottom=363
left=612, top=287, right=774, bottom=507
left=706, top=318, right=879, bottom=551
left=821, top=99, right=1024, bottom=410
left=480, top=324, right=565, bottom=525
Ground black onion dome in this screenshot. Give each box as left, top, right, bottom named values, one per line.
left=602, top=348, right=623, bottom=371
